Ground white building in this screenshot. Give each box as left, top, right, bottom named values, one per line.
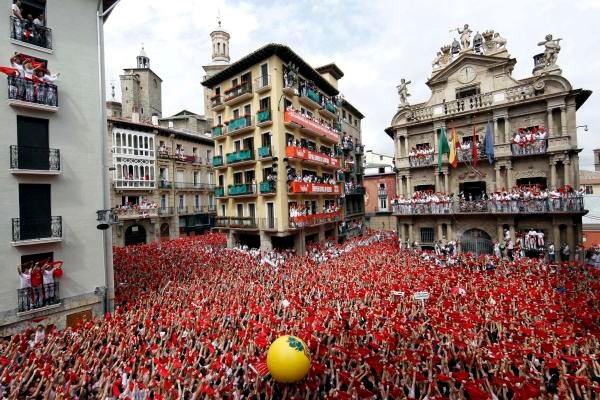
left=363, top=150, right=394, bottom=175
left=0, top=0, right=118, bottom=334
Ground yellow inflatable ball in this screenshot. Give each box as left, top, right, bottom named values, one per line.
left=266, top=335, right=311, bottom=383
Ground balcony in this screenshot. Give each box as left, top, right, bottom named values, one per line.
left=284, top=109, right=342, bottom=143
left=10, top=16, right=53, bottom=52
left=210, top=95, right=224, bottom=111
left=226, top=116, right=254, bottom=135
left=255, top=75, right=271, bottom=93
left=114, top=207, right=158, bottom=220
left=159, top=207, right=174, bottom=216
left=257, top=146, right=272, bottom=159
left=215, top=186, right=225, bottom=197
left=298, top=87, right=321, bottom=109
left=228, top=183, right=256, bottom=196
left=345, top=208, right=365, bottom=217
left=344, top=186, right=366, bottom=195
left=260, top=180, right=276, bottom=194
left=189, top=205, right=217, bottom=214
left=289, top=211, right=342, bottom=229
left=256, top=109, right=272, bottom=126
left=511, top=139, right=548, bottom=157
left=9, top=145, right=60, bottom=175
left=114, top=179, right=156, bottom=190
left=216, top=216, right=258, bottom=229
left=319, top=100, right=338, bottom=119
left=224, top=82, right=253, bottom=106
left=409, top=154, right=434, bottom=168
left=12, top=216, right=62, bottom=246
left=377, top=189, right=388, bottom=197
left=211, top=125, right=224, bottom=138
left=7, top=76, right=58, bottom=112
left=212, top=155, right=224, bottom=167
left=226, top=149, right=254, bottom=165
left=355, top=145, right=364, bottom=155
left=159, top=180, right=172, bottom=189
left=289, top=181, right=341, bottom=195
left=286, top=146, right=340, bottom=168
left=457, top=146, right=486, bottom=163
left=392, top=197, right=587, bottom=216
left=17, top=283, right=60, bottom=315
left=341, top=139, right=354, bottom=151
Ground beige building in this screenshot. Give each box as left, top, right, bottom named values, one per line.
left=0, top=0, right=118, bottom=334
left=387, top=28, right=591, bottom=253
left=107, top=50, right=215, bottom=246
left=202, top=42, right=364, bottom=253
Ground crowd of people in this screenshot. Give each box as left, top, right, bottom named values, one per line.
left=408, top=146, right=434, bottom=167
left=286, top=137, right=338, bottom=158
left=1, top=54, right=59, bottom=107
left=286, top=168, right=337, bottom=186
left=10, top=1, right=49, bottom=48
left=16, top=259, right=63, bottom=313
left=285, top=106, right=340, bottom=134
left=457, top=140, right=485, bottom=162
left=392, top=186, right=586, bottom=215
left=511, top=127, right=548, bottom=156
left=1, top=231, right=598, bottom=399
left=113, top=201, right=159, bottom=216
left=288, top=204, right=341, bottom=228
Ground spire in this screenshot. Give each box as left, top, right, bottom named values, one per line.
left=137, top=43, right=150, bottom=68
left=210, top=12, right=230, bottom=64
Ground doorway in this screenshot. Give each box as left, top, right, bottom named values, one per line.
left=459, top=181, right=486, bottom=201
left=124, top=224, right=146, bottom=246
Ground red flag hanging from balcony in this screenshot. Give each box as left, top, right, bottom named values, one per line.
left=472, top=124, right=478, bottom=167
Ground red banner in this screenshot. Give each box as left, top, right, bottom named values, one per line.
left=285, top=146, right=340, bottom=168
left=289, top=211, right=342, bottom=226
left=290, top=181, right=341, bottom=194
left=284, top=109, right=340, bottom=142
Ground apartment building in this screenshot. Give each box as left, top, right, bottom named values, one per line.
left=387, top=27, right=591, bottom=253
left=106, top=50, right=215, bottom=246
left=202, top=43, right=364, bottom=253
left=0, top=0, right=118, bottom=334
left=362, top=151, right=396, bottom=230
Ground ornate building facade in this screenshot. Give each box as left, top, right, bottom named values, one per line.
left=387, top=27, right=591, bottom=254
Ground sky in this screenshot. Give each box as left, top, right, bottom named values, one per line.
left=104, top=0, right=600, bottom=169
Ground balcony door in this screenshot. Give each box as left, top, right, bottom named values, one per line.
left=19, top=184, right=51, bottom=240
left=17, top=116, right=49, bottom=170
left=267, top=202, right=274, bottom=229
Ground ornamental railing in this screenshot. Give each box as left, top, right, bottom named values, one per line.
left=18, top=282, right=60, bottom=313
left=10, top=145, right=60, bottom=172
left=10, top=16, right=52, bottom=49
left=224, top=81, right=252, bottom=102
left=289, top=211, right=341, bottom=229
left=392, top=197, right=586, bottom=215
left=8, top=76, right=58, bottom=107
left=260, top=181, right=276, bottom=194
left=12, top=216, right=62, bottom=242
left=226, top=116, right=254, bottom=134
left=409, top=154, right=434, bottom=167
left=511, top=139, right=548, bottom=156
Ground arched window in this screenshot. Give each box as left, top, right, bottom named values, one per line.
left=133, top=135, right=138, bottom=149
left=128, top=134, right=132, bottom=147
left=223, top=44, right=226, bottom=54
left=217, top=42, right=221, bottom=53
left=115, top=133, right=121, bottom=147
left=116, top=164, right=122, bottom=179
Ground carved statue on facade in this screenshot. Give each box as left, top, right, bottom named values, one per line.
left=538, top=34, right=562, bottom=67
left=397, top=78, right=412, bottom=106
left=451, top=38, right=461, bottom=56
left=492, top=32, right=507, bottom=50
left=283, top=63, right=299, bottom=91
left=432, top=51, right=443, bottom=69
left=440, top=45, right=452, bottom=65
left=472, top=31, right=483, bottom=54
left=453, top=24, right=472, bottom=50
left=481, top=30, right=507, bottom=54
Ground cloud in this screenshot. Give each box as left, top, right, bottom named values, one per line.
left=105, top=0, right=600, bottom=168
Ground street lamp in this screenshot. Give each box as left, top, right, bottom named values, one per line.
left=577, top=125, right=588, bottom=132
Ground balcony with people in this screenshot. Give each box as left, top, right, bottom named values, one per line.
left=511, top=126, right=548, bottom=156
left=456, top=139, right=486, bottom=163
left=296, top=79, right=339, bottom=119
left=4, top=54, right=59, bottom=111
left=113, top=164, right=155, bottom=190
left=10, top=1, right=52, bottom=51
left=344, top=181, right=365, bottom=195
left=215, top=216, right=257, bottom=229
left=113, top=201, right=159, bottom=220
left=288, top=203, right=341, bottom=229
left=285, top=137, right=340, bottom=168
left=9, top=145, right=60, bottom=174
left=12, top=216, right=62, bottom=245
left=287, top=168, right=341, bottom=195
left=409, top=145, right=434, bottom=167
left=17, top=259, right=63, bottom=314
left=392, top=186, right=586, bottom=216
left=284, top=107, right=341, bottom=143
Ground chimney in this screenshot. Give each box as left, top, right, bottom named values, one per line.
left=131, top=112, right=140, bottom=123
left=151, top=115, right=159, bottom=126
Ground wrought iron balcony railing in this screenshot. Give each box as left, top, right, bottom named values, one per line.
left=114, top=179, right=155, bottom=189
left=158, top=207, right=174, bottom=216
left=511, top=139, right=548, bottom=156
left=226, top=149, right=254, bottom=164
left=226, top=116, right=254, bottom=134
left=10, top=145, right=60, bottom=172
left=212, top=155, right=223, bottom=167
left=224, top=81, right=252, bottom=102
left=392, top=197, right=586, bottom=216
left=216, top=216, right=257, bottom=229
left=257, top=146, right=272, bottom=158
left=18, top=282, right=60, bottom=313
left=215, top=186, right=225, bottom=197
left=12, top=216, right=62, bottom=242
left=260, top=180, right=276, bottom=194
left=256, top=109, right=272, bottom=124
left=409, top=155, right=434, bottom=167
left=8, top=76, right=58, bottom=107
left=228, top=183, right=256, bottom=196
left=10, top=16, right=52, bottom=50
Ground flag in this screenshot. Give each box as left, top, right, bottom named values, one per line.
left=485, top=120, right=494, bottom=164
left=472, top=125, right=478, bottom=167
left=437, top=128, right=449, bottom=172
left=449, top=128, right=458, bottom=168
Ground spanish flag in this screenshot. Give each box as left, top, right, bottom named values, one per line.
left=449, top=127, right=458, bottom=168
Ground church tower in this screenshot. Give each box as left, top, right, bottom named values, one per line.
left=120, top=45, right=163, bottom=121
left=202, top=17, right=231, bottom=117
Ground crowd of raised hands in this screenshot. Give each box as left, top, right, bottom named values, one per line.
left=0, top=230, right=598, bottom=399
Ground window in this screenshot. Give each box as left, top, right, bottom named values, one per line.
left=221, top=204, right=226, bottom=217
left=242, top=137, right=254, bottom=150
left=349, top=115, right=353, bottom=124
left=236, top=203, right=244, bottom=217
left=218, top=174, right=224, bottom=186
left=193, top=171, right=200, bottom=185
left=284, top=99, right=292, bottom=109
left=243, top=104, right=251, bottom=116
left=261, top=132, right=271, bottom=147
left=233, top=109, right=240, bottom=119
left=18, top=184, right=51, bottom=240
left=248, top=203, right=256, bottom=219
left=234, top=140, right=241, bottom=152
left=584, top=185, right=593, bottom=194
left=17, top=116, right=49, bottom=170
left=160, top=194, right=167, bottom=209
left=244, top=170, right=255, bottom=183
left=342, top=110, right=346, bottom=119
left=233, top=172, right=243, bottom=185
left=380, top=155, right=383, bottom=161
left=178, top=195, right=185, bottom=210
left=456, top=85, right=480, bottom=99
left=153, top=79, right=158, bottom=88
left=195, top=194, right=200, bottom=208
left=259, top=97, right=270, bottom=111
left=379, top=196, right=387, bottom=211
left=420, top=227, right=435, bottom=244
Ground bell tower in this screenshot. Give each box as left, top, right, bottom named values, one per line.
left=203, top=16, right=231, bottom=117
left=120, top=44, right=163, bottom=121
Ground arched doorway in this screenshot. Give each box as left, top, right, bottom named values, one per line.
left=160, top=223, right=170, bottom=241
left=461, top=228, right=493, bottom=255
left=124, top=224, right=146, bottom=246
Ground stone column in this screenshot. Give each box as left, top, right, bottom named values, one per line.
left=435, top=172, right=440, bottom=192
left=506, top=166, right=513, bottom=189
left=563, top=158, right=571, bottom=186
left=408, top=222, right=413, bottom=241
left=447, top=224, right=453, bottom=241
left=398, top=175, right=404, bottom=197
left=437, top=224, right=443, bottom=241
left=549, top=160, right=557, bottom=189
left=403, top=136, right=409, bottom=158
left=497, top=225, right=503, bottom=243
left=560, top=107, right=567, bottom=136
left=406, top=174, right=412, bottom=195
left=443, top=170, right=449, bottom=193
left=567, top=224, right=575, bottom=253
left=495, top=165, right=501, bottom=191
left=509, top=224, right=515, bottom=240
left=504, top=117, right=511, bottom=143
left=493, top=118, right=499, bottom=143
left=572, top=156, right=580, bottom=188
left=433, top=129, right=439, bottom=151
left=547, top=108, right=554, bottom=137
left=400, top=224, right=406, bottom=241
left=553, top=224, right=560, bottom=247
